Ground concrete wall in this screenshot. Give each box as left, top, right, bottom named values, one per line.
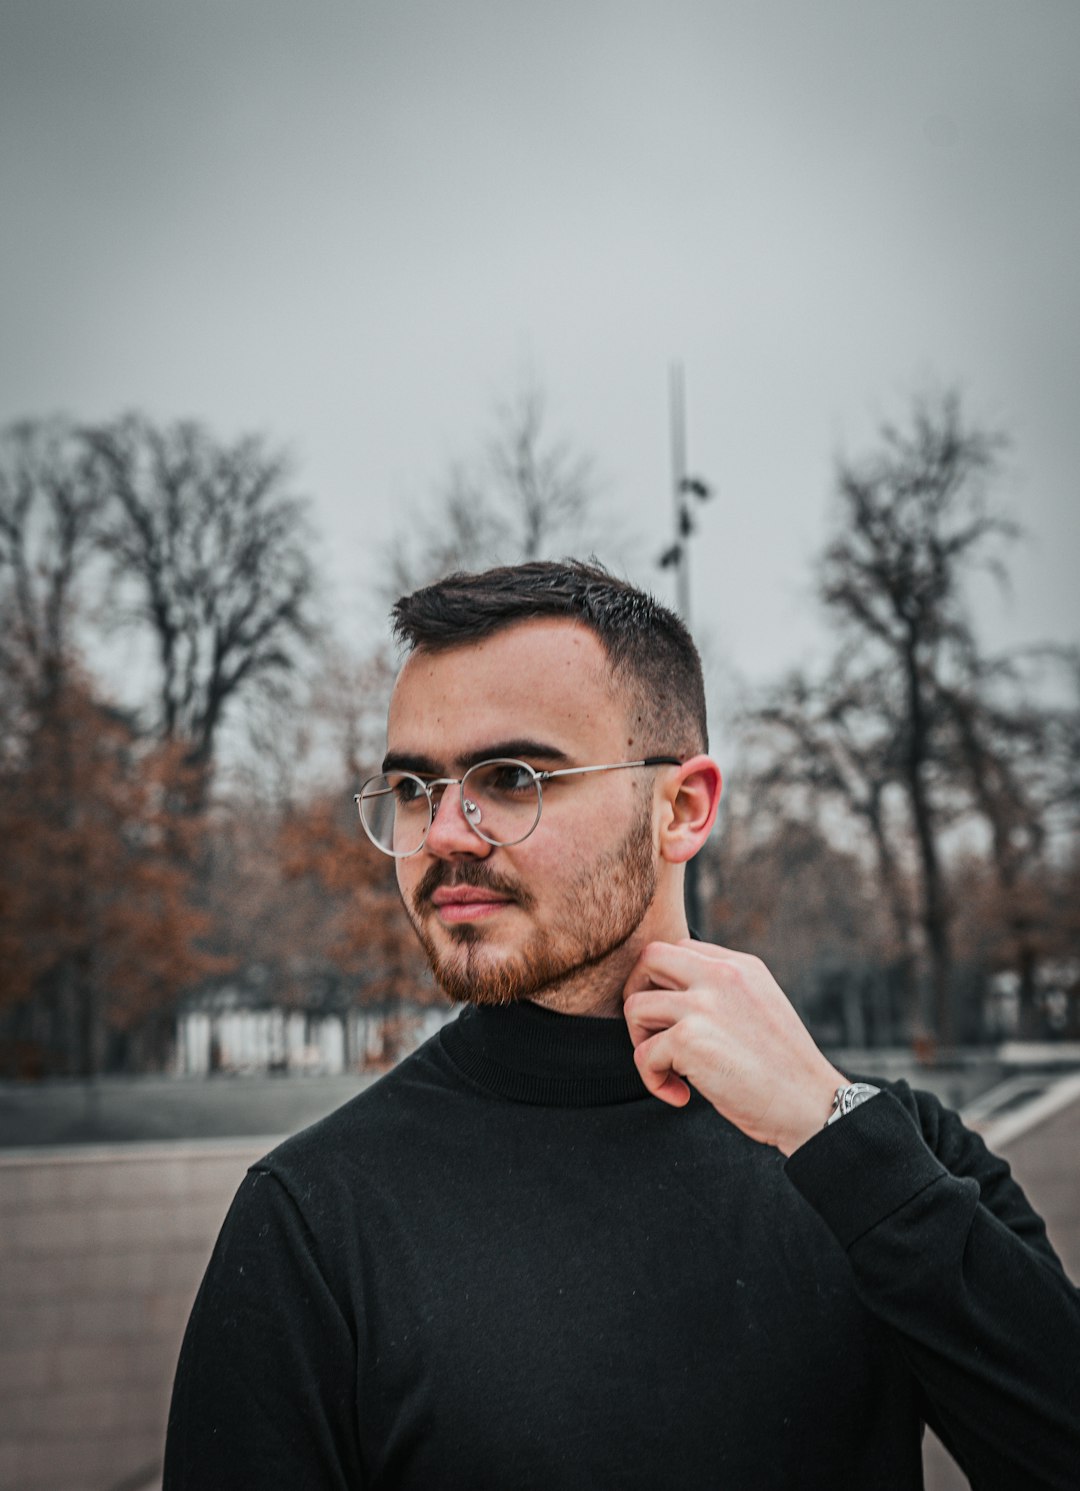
left=0, top=1140, right=266, bottom=1491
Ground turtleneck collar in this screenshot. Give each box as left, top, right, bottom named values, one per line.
left=439, top=999, right=649, bottom=1107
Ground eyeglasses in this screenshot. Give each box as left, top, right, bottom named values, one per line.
left=355, top=756, right=681, bottom=858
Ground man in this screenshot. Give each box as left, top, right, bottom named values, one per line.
left=165, top=560, right=1079, bottom=1489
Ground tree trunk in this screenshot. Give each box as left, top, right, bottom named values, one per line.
left=902, top=641, right=952, bottom=1045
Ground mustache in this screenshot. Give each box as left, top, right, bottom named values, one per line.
left=413, top=859, right=534, bottom=911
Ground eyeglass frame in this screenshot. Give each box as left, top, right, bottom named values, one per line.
left=354, top=755, right=682, bottom=858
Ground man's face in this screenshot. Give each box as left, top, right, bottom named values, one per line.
left=384, top=619, right=661, bottom=1007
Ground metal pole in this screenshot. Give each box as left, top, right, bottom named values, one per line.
left=668, top=361, right=704, bottom=936
left=669, top=363, right=690, bottom=621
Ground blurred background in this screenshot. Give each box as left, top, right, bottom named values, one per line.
left=1, top=3, right=1078, bottom=1489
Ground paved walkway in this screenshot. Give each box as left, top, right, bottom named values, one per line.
left=924, top=1073, right=1080, bottom=1490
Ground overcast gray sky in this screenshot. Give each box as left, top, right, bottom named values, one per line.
left=2, top=0, right=1078, bottom=706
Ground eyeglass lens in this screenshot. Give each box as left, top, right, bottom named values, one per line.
left=358, top=760, right=542, bottom=855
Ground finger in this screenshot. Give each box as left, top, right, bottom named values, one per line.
left=633, top=1031, right=692, bottom=1107
left=622, top=939, right=704, bottom=999
left=675, top=939, right=745, bottom=964
left=623, top=987, right=706, bottom=1048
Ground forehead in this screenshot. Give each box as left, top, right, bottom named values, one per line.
left=387, top=619, right=631, bottom=763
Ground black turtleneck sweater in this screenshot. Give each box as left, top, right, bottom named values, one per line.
left=164, top=1001, right=1080, bottom=1490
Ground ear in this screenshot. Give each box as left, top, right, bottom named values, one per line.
left=657, top=755, right=722, bottom=865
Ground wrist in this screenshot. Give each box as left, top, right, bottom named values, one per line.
left=776, top=1068, right=848, bottom=1157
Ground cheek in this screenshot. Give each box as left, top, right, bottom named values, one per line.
left=526, top=845, right=567, bottom=891
left=494, top=835, right=564, bottom=900
left=523, top=825, right=596, bottom=894
left=567, top=783, right=645, bottom=844
left=395, top=861, right=418, bottom=905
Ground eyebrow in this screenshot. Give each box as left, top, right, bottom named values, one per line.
left=381, top=738, right=573, bottom=776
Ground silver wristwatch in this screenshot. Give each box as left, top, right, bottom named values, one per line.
left=825, top=1082, right=881, bottom=1126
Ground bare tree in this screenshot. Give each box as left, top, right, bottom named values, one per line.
left=705, top=775, right=897, bottom=1046
left=231, top=639, right=397, bottom=815
left=0, top=417, right=107, bottom=717
left=0, top=418, right=237, bottom=1076
left=935, top=644, right=1080, bottom=1032
left=741, top=658, right=918, bottom=1019
left=737, top=392, right=1044, bottom=1046
left=487, top=383, right=600, bottom=561
left=815, top=391, right=1016, bottom=1041
left=87, top=414, right=319, bottom=788
left=385, top=380, right=609, bottom=595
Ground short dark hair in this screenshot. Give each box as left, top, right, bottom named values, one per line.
left=391, top=559, right=707, bottom=755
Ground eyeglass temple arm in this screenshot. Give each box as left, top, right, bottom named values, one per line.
left=538, top=756, right=681, bottom=782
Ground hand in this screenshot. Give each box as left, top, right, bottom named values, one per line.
left=622, top=940, right=846, bottom=1156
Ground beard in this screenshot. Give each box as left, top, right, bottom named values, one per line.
left=402, top=806, right=657, bottom=1007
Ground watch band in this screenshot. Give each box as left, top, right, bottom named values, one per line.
left=825, top=1082, right=881, bottom=1127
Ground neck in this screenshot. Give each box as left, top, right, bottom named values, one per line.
left=528, top=899, right=690, bottom=1018
left=441, top=995, right=649, bottom=1106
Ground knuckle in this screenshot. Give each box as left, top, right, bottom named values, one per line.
left=666, top=1019, right=691, bottom=1055
left=687, top=985, right=714, bottom=1015
left=726, top=959, right=753, bottom=993
left=684, top=1012, right=712, bottom=1045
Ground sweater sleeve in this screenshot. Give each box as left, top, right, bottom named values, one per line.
left=163, top=1165, right=364, bottom=1491
left=784, top=1086, right=1080, bottom=1491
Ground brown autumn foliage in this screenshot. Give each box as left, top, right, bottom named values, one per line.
left=199, top=636, right=439, bottom=1040
left=0, top=673, right=226, bottom=1077
left=275, top=793, right=438, bottom=1015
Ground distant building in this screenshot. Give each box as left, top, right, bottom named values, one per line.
left=175, top=981, right=451, bottom=1076
left=986, top=960, right=1080, bottom=1040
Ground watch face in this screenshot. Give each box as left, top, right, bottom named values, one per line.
left=842, top=1084, right=878, bottom=1113
left=825, top=1083, right=881, bottom=1126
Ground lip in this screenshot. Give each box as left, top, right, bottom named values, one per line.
left=430, top=887, right=515, bottom=923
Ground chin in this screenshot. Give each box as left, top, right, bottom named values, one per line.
left=436, top=929, right=563, bottom=1006
left=415, top=924, right=515, bottom=1006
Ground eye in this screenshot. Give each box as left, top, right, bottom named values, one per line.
left=477, top=761, right=537, bottom=796
left=388, top=773, right=428, bottom=806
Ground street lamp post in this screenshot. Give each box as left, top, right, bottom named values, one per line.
left=657, top=362, right=714, bottom=935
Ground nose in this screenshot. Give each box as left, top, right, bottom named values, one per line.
left=424, top=783, right=493, bottom=860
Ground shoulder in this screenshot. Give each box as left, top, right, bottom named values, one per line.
left=200, top=1030, right=464, bottom=1297
left=249, top=1022, right=464, bottom=1197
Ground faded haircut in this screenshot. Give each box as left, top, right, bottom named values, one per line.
left=390, top=560, right=707, bottom=756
